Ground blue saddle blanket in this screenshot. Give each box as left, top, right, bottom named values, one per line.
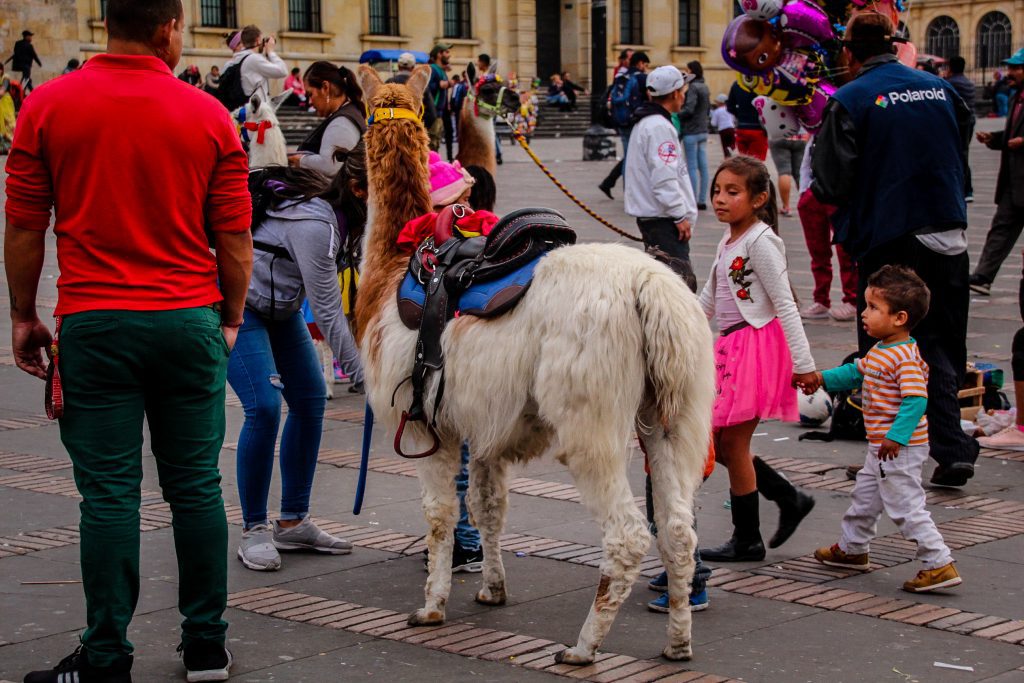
left=397, top=253, right=544, bottom=329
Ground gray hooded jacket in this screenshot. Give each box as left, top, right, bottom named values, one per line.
left=248, top=197, right=363, bottom=383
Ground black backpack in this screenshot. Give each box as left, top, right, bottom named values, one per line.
left=799, top=352, right=867, bottom=443
left=214, top=54, right=251, bottom=110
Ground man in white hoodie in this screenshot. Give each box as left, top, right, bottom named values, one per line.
left=624, top=65, right=698, bottom=263
left=222, top=24, right=288, bottom=104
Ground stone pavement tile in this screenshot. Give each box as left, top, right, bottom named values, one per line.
left=582, top=658, right=666, bottom=682
left=970, top=620, right=1024, bottom=639
left=692, top=610, right=1024, bottom=683
left=222, top=637, right=567, bottom=681
left=902, top=607, right=962, bottom=627
left=0, top=553, right=180, bottom=647
left=539, top=651, right=617, bottom=674
left=273, top=551, right=598, bottom=623
left=0, top=603, right=371, bottom=682
left=463, top=633, right=542, bottom=658
left=650, top=672, right=707, bottom=682
left=596, top=662, right=690, bottom=683
left=438, top=628, right=513, bottom=654
left=948, top=615, right=1009, bottom=635
left=928, top=611, right=988, bottom=630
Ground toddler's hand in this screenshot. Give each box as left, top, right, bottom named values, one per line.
left=792, top=371, right=821, bottom=394
left=877, top=438, right=901, bottom=460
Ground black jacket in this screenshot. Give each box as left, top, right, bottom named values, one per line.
left=987, top=92, right=1024, bottom=208
left=7, top=39, right=41, bottom=72
left=679, top=78, right=710, bottom=135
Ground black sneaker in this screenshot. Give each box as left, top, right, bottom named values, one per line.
left=178, top=641, right=232, bottom=683
left=24, top=646, right=133, bottom=683
left=930, top=463, right=975, bottom=488
left=968, top=275, right=991, bottom=296
left=422, top=543, right=484, bottom=573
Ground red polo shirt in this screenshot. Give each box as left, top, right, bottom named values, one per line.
left=5, top=54, right=251, bottom=316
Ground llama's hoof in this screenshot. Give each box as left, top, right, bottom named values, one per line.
left=407, top=608, right=445, bottom=626
left=475, top=585, right=507, bottom=606
left=553, top=647, right=593, bottom=666
left=662, top=642, right=693, bottom=661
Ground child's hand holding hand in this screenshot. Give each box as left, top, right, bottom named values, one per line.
left=792, top=371, right=821, bottom=395
left=877, top=438, right=901, bottom=460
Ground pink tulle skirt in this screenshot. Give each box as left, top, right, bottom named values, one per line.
left=712, top=318, right=798, bottom=429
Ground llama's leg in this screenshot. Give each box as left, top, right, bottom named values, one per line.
left=556, top=451, right=651, bottom=665
left=644, top=426, right=702, bottom=661
left=466, top=454, right=509, bottom=606
left=410, top=444, right=461, bottom=625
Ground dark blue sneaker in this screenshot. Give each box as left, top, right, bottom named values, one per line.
left=648, top=571, right=668, bottom=593
left=647, top=589, right=709, bottom=613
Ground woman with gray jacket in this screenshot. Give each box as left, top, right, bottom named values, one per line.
left=229, top=150, right=366, bottom=571
left=678, top=61, right=711, bottom=209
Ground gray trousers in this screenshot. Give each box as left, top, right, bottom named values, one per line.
left=974, top=196, right=1024, bottom=284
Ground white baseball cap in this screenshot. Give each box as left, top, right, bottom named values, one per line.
left=646, top=65, right=685, bottom=97
left=397, top=52, right=416, bottom=68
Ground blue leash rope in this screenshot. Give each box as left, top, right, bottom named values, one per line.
left=353, top=402, right=374, bottom=515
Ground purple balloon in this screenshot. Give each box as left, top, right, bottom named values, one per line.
left=796, top=81, right=836, bottom=132
left=779, top=0, right=834, bottom=50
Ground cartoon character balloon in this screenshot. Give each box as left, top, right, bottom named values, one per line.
left=740, top=0, right=786, bottom=21
left=754, top=96, right=800, bottom=140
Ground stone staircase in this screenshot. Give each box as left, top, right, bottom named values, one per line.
left=276, top=94, right=596, bottom=146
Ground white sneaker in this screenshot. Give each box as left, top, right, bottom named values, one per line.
left=978, top=425, right=1024, bottom=452
left=801, top=302, right=830, bottom=320
left=273, top=517, right=353, bottom=554
left=829, top=302, right=858, bottom=321
left=238, top=524, right=282, bottom=571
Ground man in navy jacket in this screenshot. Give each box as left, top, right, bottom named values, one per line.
left=812, top=12, right=978, bottom=488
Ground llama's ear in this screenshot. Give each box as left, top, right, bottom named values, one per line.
left=270, top=90, right=291, bottom=112
left=249, top=93, right=261, bottom=111
left=406, top=64, right=431, bottom=101
left=358, top=65, right=383, bottom=104
left=466, top=62, right=476, bottom=84
left=488, top=60, right=498, bottom=76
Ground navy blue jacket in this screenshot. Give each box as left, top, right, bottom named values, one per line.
left=811, top=55, right=970, bottom=258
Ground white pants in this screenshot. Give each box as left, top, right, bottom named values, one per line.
left=840, top=442, right=952, bottom=569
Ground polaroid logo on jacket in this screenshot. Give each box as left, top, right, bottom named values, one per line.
left=878, top=87, right=948, bottom=107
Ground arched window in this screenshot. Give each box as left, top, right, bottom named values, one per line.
left=977, top=12, right=1013, bottom=70
left=925, top=16, right=960, bottom=60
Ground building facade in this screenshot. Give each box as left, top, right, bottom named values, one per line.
left=0, top=1, right=1018, bottom=100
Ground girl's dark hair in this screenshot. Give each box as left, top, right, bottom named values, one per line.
left=304, top=61, right=364, bottom=112
left=330, top=140, right=369, bottom=258
left=686, top=61, right=703, bottom=79
left=248, top=167, right=333, bottom=231
left=465, top=165, right=496, bottom=211
left=291, top=67, right=301, bottom=75
left=711, top=156, right=779, bottom=233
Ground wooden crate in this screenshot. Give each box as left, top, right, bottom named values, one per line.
left=958, top=369, right=985, bottom=421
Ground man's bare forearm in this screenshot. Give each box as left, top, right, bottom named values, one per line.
left=4, top=225, right=45, bottom=323
left=214, top=230, right=253, bottom=325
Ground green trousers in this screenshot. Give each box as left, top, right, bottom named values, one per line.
left=58, top=307, right=230, bottom=668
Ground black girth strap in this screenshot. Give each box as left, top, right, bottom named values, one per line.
left=394, top=206, right=576, bottom=458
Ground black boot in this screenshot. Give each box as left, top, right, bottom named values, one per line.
left=754, top=456, right=815, bottom=549
left=699, top=491, right=765, bottom=562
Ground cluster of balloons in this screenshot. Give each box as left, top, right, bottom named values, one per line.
left=722, top=0, right=915, bottom=138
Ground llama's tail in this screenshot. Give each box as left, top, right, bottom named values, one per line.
left=635, top=267, right=715, bottom=428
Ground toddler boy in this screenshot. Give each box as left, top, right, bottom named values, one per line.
left=801, top=265, right=962, bottom=593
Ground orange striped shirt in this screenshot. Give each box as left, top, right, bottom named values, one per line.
left=857, top=341, right=929, bottom=445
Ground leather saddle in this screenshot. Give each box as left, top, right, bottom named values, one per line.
left=393, top=205, right=576, bottom=457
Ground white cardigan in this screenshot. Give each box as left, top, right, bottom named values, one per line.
left=699, top=222, right=816, bottom=374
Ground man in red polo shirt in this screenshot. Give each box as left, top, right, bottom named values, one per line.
left=5, top=1, right=252, bottom=681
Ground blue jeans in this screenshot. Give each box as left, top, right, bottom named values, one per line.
left=682, top=133, right=709, bottom=204
left=455, top=444, right=481, bottom=550
left=227, top=310, right=327, bottom=529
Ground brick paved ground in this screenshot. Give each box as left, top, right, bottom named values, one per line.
left=2, top=118, right=1023, bottom=682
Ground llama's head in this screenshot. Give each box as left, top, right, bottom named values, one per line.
left=465, top=62, right=520, bottom=119
left=243, top=91, right=289, bottom=168
left=356, top=64, right=432, bottom=260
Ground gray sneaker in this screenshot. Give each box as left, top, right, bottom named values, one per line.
left=237, top=523, right=282, bottom=571
left=273, top=517, right=353, bottom=554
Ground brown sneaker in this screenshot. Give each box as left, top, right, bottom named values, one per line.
left=813, top=543, right=870, bottom=571
left=902, top=562, right=962, bottom=593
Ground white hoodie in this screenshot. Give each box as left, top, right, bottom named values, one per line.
left=624, top=108, right=698, bottom=225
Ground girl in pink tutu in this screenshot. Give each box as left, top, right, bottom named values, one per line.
left=698, top=156, right=818, bottom=562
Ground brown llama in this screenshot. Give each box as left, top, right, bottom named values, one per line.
left=454, top=63, right=520, bottom=175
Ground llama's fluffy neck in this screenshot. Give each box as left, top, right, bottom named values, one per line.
left=355, top=118, right=432, bottom=342
left=456, top=99, right=497, bottom=174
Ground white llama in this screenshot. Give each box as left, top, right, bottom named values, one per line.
left=353, top=65, right=716, bottom=665
left=243, top=92, right=288, bottom=169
